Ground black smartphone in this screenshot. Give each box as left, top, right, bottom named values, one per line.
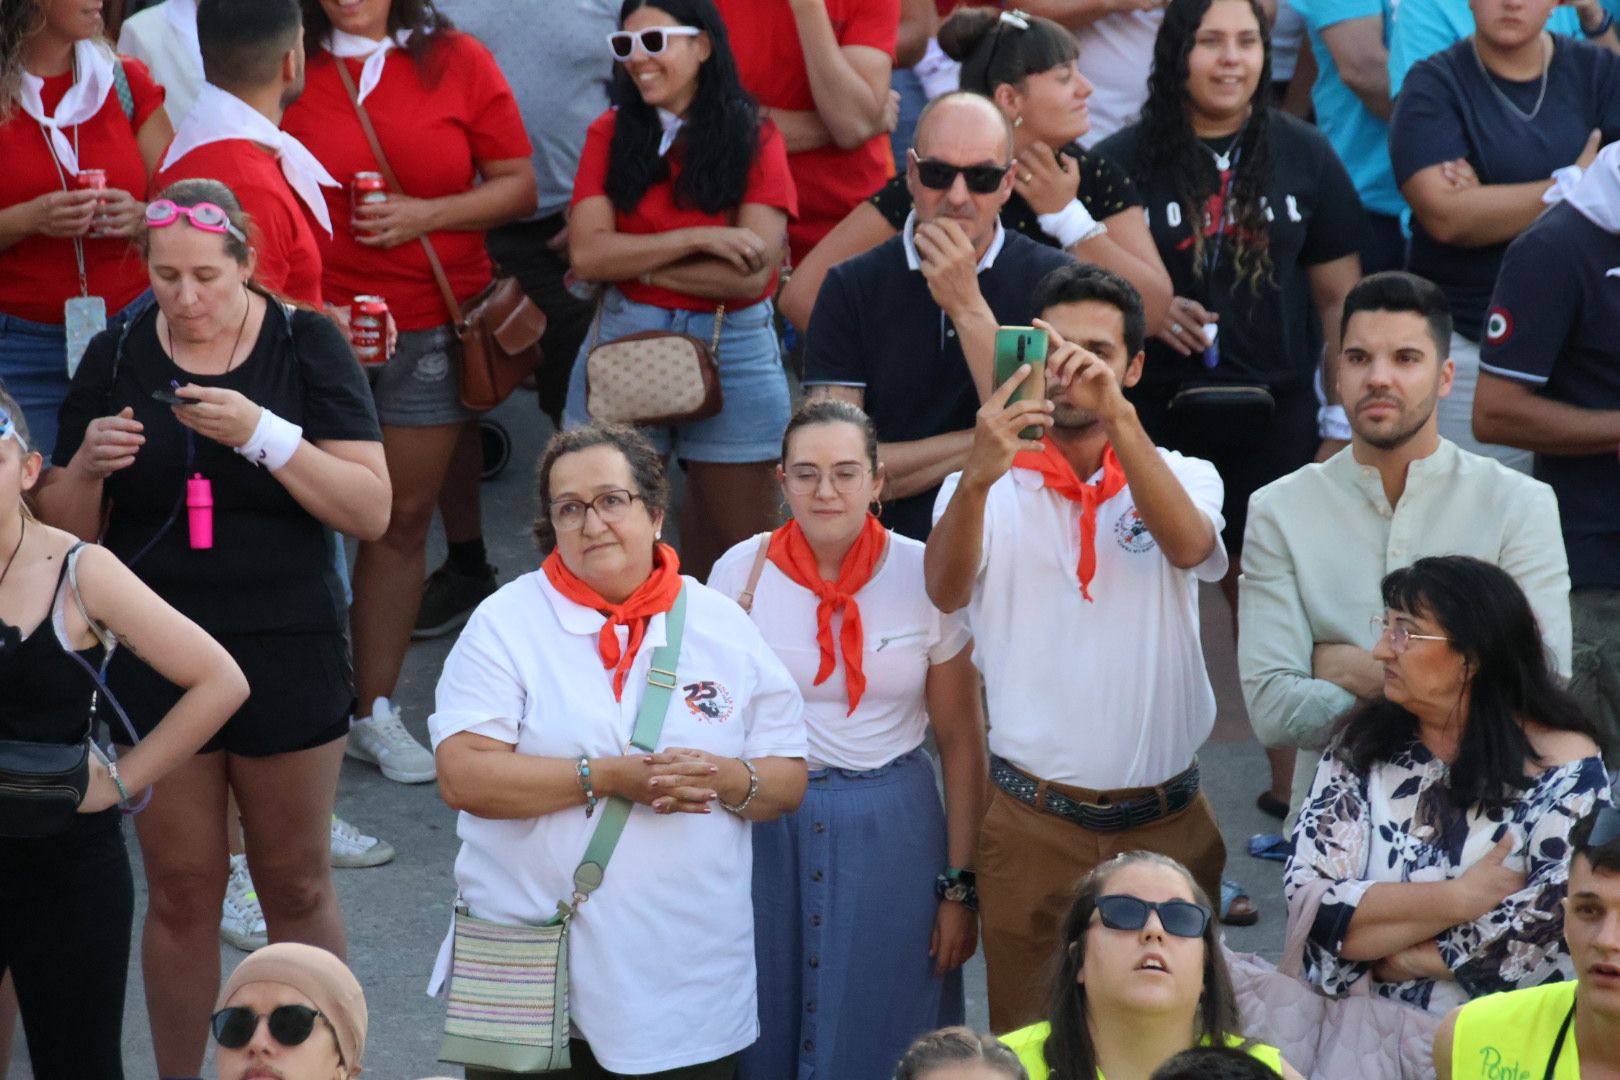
left=151, top=389, right=197, bottom=406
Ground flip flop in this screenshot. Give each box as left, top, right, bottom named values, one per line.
left=1220, top=879, right=1259, bottom=926
left=1256, top=791, right=1290, bottom=820
left=1247, top=833, right=1292, bottom=862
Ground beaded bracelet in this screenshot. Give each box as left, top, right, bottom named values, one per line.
left=575, top=755, right=598, bottom=818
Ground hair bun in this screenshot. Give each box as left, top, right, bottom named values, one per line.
left=937, top=6, right=1000, bottom=63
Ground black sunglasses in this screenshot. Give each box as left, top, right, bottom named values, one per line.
left=211, top=1004, right=324, bottom=1051
left=908, top=149, right=1011, bottom=194
left=1095, top=894, right=1212, bottom=938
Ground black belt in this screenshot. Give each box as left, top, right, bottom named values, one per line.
left=990, top=756, right=1201, bottom=833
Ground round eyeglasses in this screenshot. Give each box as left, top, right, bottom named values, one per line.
left=549, top=489, right=643, bottom=531
left=1369, top=615, right=1450, bottom=654
left=783, top=465, right=871, bottom=496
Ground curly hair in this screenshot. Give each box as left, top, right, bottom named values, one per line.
left=1139, top=0, right=1274, bottom=295
left=1, top=1, right=47, bottom=122
left=299, top=0, right=454, bottom=80
left=605, top=0, right=761, bottom=216
left=531, top=423, right=670, bottom=557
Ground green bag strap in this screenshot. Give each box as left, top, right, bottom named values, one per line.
left=111, top=60, right=135, bottom=126
left=560, top=586, right=687, bottom=918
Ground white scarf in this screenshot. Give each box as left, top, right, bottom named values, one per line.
left=657, top=108, right=684, bottom=158
left=160, top=83, right=340, bottom=236
left=326, top=29, right=413, bottom=105
left=162, top=0, right=205, bottom=76
left=18, top=39, right=117, bottom=177
left=1562, top=142, right=1620, bottom=234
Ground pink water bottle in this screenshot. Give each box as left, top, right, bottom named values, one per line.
left=187, top=474, right=213, bottom=550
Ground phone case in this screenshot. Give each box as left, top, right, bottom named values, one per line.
left=993, top=327, right=1048, bottom=440
left=64, top=296, right=107, bottom=380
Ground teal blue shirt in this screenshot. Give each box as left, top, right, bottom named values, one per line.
left=1292, top=0, right=1405, bottom=217
left=1388, top=0, right=1608, bottom=94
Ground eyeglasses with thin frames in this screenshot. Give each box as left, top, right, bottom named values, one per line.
left=1369, top=615, right=1450, bottom=654
left=549, top=489, right=643, bottom=531
left=607, top=26, right=700, bottom=60
left=783, top=465, right=871, bottom=496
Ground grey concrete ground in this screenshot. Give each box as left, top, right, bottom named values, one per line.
left=7, top=390, right=1291, bottom=1079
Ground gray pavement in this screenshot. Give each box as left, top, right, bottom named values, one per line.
left=7, top=389, right=1292, bottom=1079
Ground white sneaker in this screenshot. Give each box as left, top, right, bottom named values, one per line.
left=221, top=854, right=268, bottom=952
left=346, top=697, right=436, bottom=784
left=330, top=814, right=396, bottom=869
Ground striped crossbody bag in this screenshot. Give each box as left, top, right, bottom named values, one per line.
left=438, top=587, right=688, bottom=1073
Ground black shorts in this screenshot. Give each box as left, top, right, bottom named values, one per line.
left=103, top=632, right=352, bottom=757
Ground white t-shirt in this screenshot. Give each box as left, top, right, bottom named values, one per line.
left=117, top=0, right=204, bottom=126
left=709, top=531, right=972, bottom=771
left=1076, top=10, right=1162, bottom=146
left=426, top=573, right=806, bottom=1075
left=932, top=449, right=1227, bottom=789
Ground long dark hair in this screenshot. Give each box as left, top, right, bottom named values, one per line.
left=1334, top=556, right=1599, bottom=807
left=1139, top=0, right=1274, bottom=295
left=937, top=6, right=1080, bottom=94
left=1044, top=852, right=1244, bottom=1080
left=605, top=0, right=760, bottom=216
left=299, top=0, right=454, bottom=75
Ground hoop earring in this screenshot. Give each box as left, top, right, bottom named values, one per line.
left=870, top=497, right=884, bottom=519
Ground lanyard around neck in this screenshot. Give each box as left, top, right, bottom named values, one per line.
left=36, top=54, right=89, bottom=299
left=1542, top=1002, right=1575, bottom=1080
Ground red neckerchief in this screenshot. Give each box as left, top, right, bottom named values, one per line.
left=543, top=543, right=683, bottom=701
left=1012, top=439, right=1127, bottom=602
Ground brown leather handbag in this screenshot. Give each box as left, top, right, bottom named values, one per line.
left=583, top=294, right=724, bottom=426
left=335, top=59, right=545, bottom=412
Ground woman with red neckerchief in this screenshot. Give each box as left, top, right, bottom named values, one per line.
left=708, top=399, right=987, bottom=1080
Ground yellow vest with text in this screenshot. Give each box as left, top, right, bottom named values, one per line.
left=1000, top=1022, right=1285, bottom=1080
left=1452, top=982, right=1580, bottom=1080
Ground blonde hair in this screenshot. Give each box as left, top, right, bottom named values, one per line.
left=0, top=382, right=39, bottom=521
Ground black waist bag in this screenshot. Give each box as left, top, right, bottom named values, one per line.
left=0, top=738, right=90, bottom=838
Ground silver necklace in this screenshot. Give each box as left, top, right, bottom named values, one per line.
left=1471, top=34, right=1551, bottom=123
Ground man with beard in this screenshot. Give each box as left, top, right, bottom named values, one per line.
left=925, top=263, right=1229, bottom=1031
left=1239, top=271, right=1572, bottom=818
left=804, top=90, right=1074, bottom=542
left=154, top=0, right=337, bottom=309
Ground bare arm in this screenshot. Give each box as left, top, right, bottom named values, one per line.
left=352, top=158, right=536, bottom=250
left=1400, top=166, right=1563, bottom=249
left=137, top=105, right=174, bottom=178
left=269, top=439, right=391, bottom=541
left=646, top=204, right=789, bottom=300
left=788, top=0, right=895, bottom=149
left=927, top=645, right=987, bottom=872
left=1473, top=370, right=1620, bottom=456
left=1319, top=16, right=1392, bottom=120
left=763, top=107, right=836, bottom=154
left=807, top=384, right=975, bottom=499
left=896, top=0, right=937, bottom=69
left=1308, top=252, right=1360, bottom=403
left=0, top=190, right=100, bottom=254
left=569, top=195, right=770, bottom=284
left=778, top=202, right=898, bottom=331
left=1074, top=207, right=1174, bottom=330
left=1340, top=835, right=1525, bottom=961
left=1103, top=396, right=1217, bottom=568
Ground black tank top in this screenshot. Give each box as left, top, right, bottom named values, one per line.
left=0, top=547, right=107, bottom=746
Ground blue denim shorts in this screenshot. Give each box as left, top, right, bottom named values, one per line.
left=371, top=323, right=474, bottom=428
left=563, top=290, right=790, bottom=463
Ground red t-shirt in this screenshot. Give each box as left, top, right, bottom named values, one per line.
left=153, top=139, right=325, bottom=309
left=570, top=110, right=797, bottom=312
left=715, top=0, right=899, bottom=265
left=0, top=56, right=164, bottom=324
left=280, top=32, right=531, bottom=331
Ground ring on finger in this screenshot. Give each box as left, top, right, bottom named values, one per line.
left=1020, top=172, right=1035, bottom=183
left=1170, top=322, right=1184, bottom=333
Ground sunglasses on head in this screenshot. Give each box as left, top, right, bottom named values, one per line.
left=908, top=150, right=1011, bottom=194
left=607, top=26, right=701, bottom=60
left=145, top=199, right=248, bottom=244
left=1095, top=894, right=1212, bottom=938
left=0, top=408, right=26, bottom=453
left=210, top=1004, right=325, bottom=1052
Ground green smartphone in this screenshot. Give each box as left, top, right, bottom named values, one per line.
left=992, top=326, right=1049, bottom=440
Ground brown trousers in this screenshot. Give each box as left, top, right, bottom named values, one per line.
left=977, top=781, right=1226, bottom=1033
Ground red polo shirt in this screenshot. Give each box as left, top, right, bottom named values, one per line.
left=0, top=56, right=164, bottom=324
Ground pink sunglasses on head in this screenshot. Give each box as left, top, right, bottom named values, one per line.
left=145, top=199, right=248, bottom=243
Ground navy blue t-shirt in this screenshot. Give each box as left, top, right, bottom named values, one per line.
left=1390, top=36, right=1620, bottom=341
left=803, top=228, right=1074, bottom=540
left=1479, top=202, right=1620, bottom=589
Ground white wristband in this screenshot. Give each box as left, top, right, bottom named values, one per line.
left=235, top=407, right=303, bottom=471
left=1037, top=199, right=1106, bottom=249
left=1545, top=164, right=1584, bottom=206
left=1317, top=404, right=1352, bottom=441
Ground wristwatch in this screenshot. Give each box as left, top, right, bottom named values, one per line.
left=935, top=867, right=979, bottom=911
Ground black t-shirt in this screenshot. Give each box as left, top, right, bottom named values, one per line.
left=1097, top=112, right=1366, bottom=394
left=54, top=303, right=381, bottom=636
left=802, top=229, right=1075, bottom=540
left=1478, top=202, right=1620, bottom=589
left=1390, top=36, right=1620, bottom=341
left=868, top=143, right=1142, bottom=246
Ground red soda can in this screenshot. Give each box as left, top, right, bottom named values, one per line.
left=351, top=171, right=388, bottom=231
left=351, top=296, right=388, bottom=366
left=75, top=169, right=108, bottom=193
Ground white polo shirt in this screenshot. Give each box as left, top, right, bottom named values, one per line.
left=932, top=450, right=1227, bottom=790
left=709, top=531, right=972, bottom=771
left=426, top=572, right=806, bottom=1075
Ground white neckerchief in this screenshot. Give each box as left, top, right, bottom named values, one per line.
left=18, top=39, right=116, bottom=177
left=657, top=108, right=684, bottom=158
left=162, top=0, right=205, bottom=76
left=160, top=83, right=340, bottom=236
left=1564, top=142, right=1620, bottom=234
left=326, top=28, right=413, bottom=105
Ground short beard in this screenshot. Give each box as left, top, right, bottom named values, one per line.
left=1051, top=403, right=1099, bottom=431
left=1355, top=399, right=1435, bottom=451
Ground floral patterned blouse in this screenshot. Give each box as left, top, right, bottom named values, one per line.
left=1284, top=736, right=1613, bottom=1014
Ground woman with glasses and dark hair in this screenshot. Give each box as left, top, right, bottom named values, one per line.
left=1285, top=555, right=1613, bottom=1015
left=780, top=5, right=1172, bottom=335
left=1001, top=851, right=1299, bottom=1080
left=565, top=0, right=798, bottom=582
left=34, top=177, right=389, bottom=1079
left=430, top=421, right=807, bottom=1079
left=708, top=399, right=985, bottom=1080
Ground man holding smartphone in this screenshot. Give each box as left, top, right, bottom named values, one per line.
left=925, top=262, right=1229, bottom=1032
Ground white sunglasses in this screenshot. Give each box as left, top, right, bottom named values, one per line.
left=607, top=26, right=700, bottom=60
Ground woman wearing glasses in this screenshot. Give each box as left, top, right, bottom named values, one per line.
left=35, top=178, right=389, bottom=1079
left=1000, top=851, right=1299, bottom=1080
left=431, top=421, right=807, bottom=1079
left=708, top=400, right=985, bottom=1080
left=566, top=0, right=797, bottom=581
left=779, top=6, right=1173, bottom=336
left=1286, top=556, right=1612, bottom=1015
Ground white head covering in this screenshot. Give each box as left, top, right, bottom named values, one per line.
left=18, top=39, right=117, bottom=177
left=162, top=0, right=205, bottom=74
left=159, top=83, right=340, bottom=235
left=325, top=29, right=413, bottom=105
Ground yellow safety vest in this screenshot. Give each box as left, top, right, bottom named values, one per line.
left=1453, top=982, right=1581, bottom=1080
left=1000, top=1021, right=1286, bottom=1080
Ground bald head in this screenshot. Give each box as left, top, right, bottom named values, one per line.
left=912, top=91, right=1014, bottom=163
left=906, top=91, right=1016, bottom=257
